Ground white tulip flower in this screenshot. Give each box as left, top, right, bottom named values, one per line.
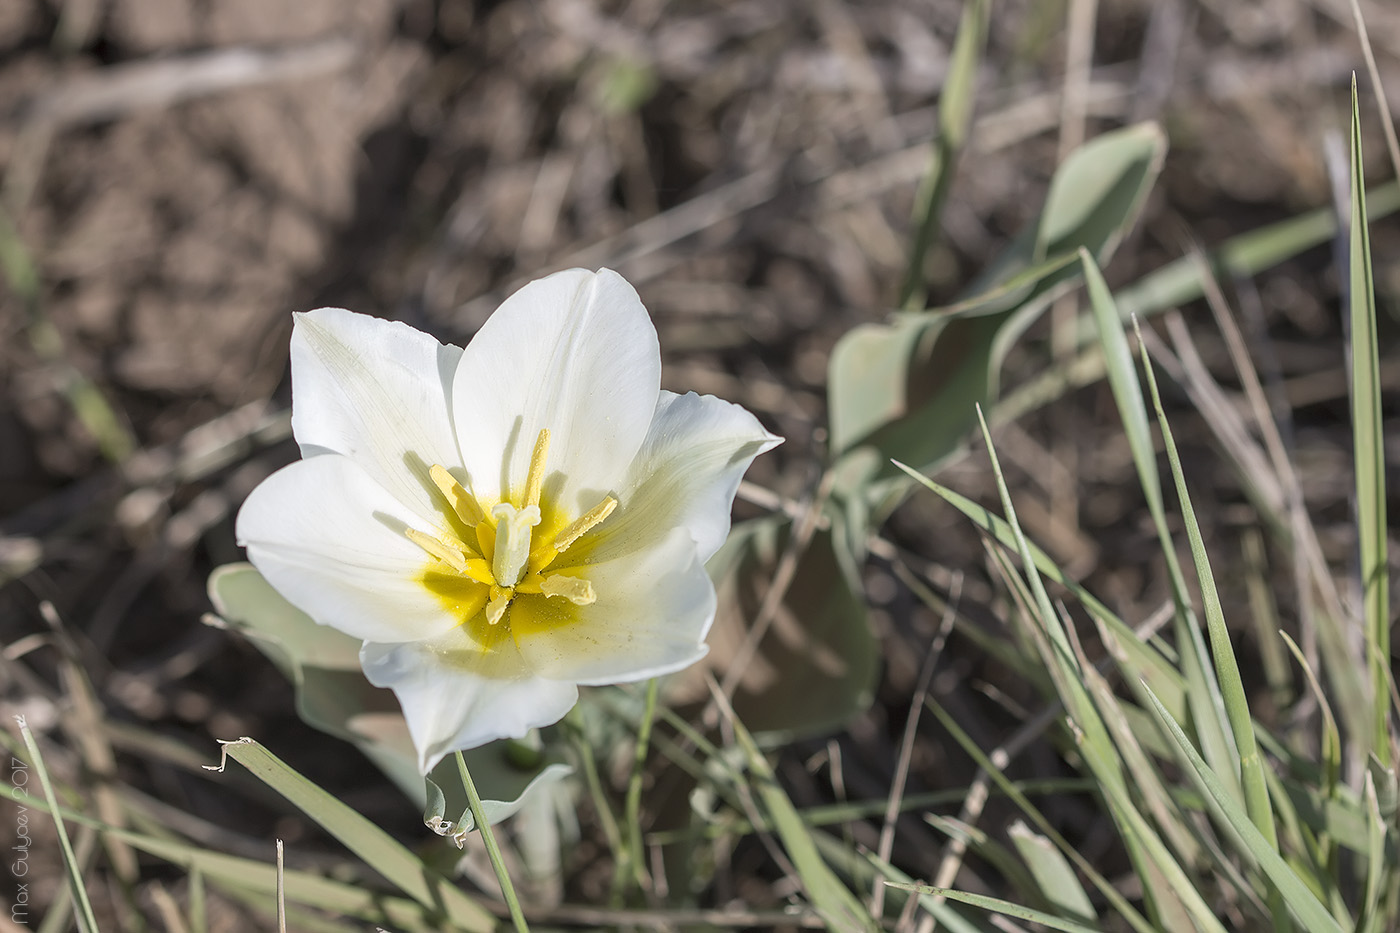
left=236, top=269, right=781, bottom=772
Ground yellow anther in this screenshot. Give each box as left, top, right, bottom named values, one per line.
left=485, top=587, right=513, bottom=626
left=553, top=496, right=617, bottom=553
left=429, top=464, right=487, bottom=527
left=404, top=528, right=468, bottom=573
left=524, top=428, right=550, bottom=509
left=541, top=574, right=596, bottom=606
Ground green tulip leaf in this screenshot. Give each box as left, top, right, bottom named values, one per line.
left=828, top=123, right=1167, bottom=522
left=698, top=518, right=877, bottom=738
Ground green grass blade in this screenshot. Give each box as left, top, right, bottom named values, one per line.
left=16, top=716, right=101, bottom=933
left=1134, top=318, right=1288, bottom=928
left=4, top=782, right=465, bottom=932
left=900, top=0, right=989, bottom=309
left=811, top=833, right=991, bottom=933
left=716, top=695, right=877, bottom=931
left=621, top=677, right=660, bottom=893
left=1007, top=822, right=1097, bottom=924
left=455, top=752, right=529, bottom=933
left=209, top=738, right=493, bottom=930
left=1140, top=687, right=1348, bottom=933
left=188, top=867, right=207, bottom=933
left=1357, top=772, right=1387, bottom=933
left=1111, top=182, right=1400, bottom=327
left=1080, top=248, right=1241, bottom=803
left=924, top=699, right=1162, bottom=933
left=892, top=462, right=1188, bottom=712
left=885, top=885, right=1105, bottom=933
left=1347, top=76, right=1390, bottom=754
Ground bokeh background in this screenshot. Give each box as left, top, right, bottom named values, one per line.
left=2, top=0, right=1397, bottom=928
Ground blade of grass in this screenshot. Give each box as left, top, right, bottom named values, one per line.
left=455, top=750, right=529, bottom=933
left=810, top=832, right=989, bottom=933
left=900, top=0, right=989, bottom=309
left=621, top=677, right=660, bottom=895
left=1348, top=0, right=1400, bottom=184
left=892, top=462, right=1188, bottom=716
left=1007, top=822, right=1097, bottom=925
left=707, top=682, right=877, bottom=932
left=913, top=432, right=1226, bottom=932
left=923, top=697, right=1165, bottom=933
left=1356, top=772, right=1387, bottom=933
left=1346, top=76, right=1390, bottom=755
left=1080, top=248, right=1241, bottom=804
left=15, top=715, right=100, bottom=933
left=887, top=885, right=1105, bottom=933
left=207, top=738, right=493, bottom=930
left=1141, top=686, right=1348, bottom=933
left=1133, top=315, right=1288, bottom=930
left=3, top=781, right=475, bottom=931
left=189, top=867, right=206, bottom=933
left=275, top=839, right=286, bottom=933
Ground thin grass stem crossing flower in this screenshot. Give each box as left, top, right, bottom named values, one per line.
left=236, top=269, right=781, bottom=772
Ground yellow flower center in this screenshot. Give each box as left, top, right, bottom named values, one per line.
left=404, top=429, right=616, bottom=644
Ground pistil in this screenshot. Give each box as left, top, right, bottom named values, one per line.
left=490, top=502, right=540, bottom=586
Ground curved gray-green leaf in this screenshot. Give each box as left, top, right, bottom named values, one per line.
left=828, top=122, right=1167, bottom=521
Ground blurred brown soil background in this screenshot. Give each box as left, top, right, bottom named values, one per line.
left=1, top=0, right=1398, bottom=928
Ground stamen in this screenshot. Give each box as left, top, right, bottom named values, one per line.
left=491, top=502, right=541, bottom=587
left=524, top=428, right=550, bottom=509
left=541, top=574, right=596, bottom=606
left=553, top=496, right=617, bottom=552
left=463, top=558, right=496, bottom=586
left=429, top=464, right=487, bottom=527
left=485, top=587, right=513, bottom=626
left=404, top=528, right=468, bottom=573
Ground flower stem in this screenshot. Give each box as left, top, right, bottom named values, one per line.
left=455, top=751, right=530, bottom=933
left=623, top=677, right=661, bottom=892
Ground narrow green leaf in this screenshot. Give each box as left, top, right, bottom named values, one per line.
left=900, top=0, right=989, bottom=308
left=209, top=738, right=493, bottom=930
left=1135, top=318, right=1287, bottom=928
left=1347, top=76, right=1390, bottom=754
left=924, top=699, right=1161, bottom=933
left=15, top=716, right=100, bottom=933
left=1279, top=632, right=1341, bottom=802
left=719, top=701, right=877, bottom=932
left=3, top=783, right=467, bottom=932
left=885, top=884, right=1105, bottom=933
left=1008, top=822, right=1097, bottom=923
left=1141, top=687, right=1348, bottom=933
left=917, top=466, right=1228, bottom=933
left=1357, top=772, right=1387, bottom=933
left=1111, top=183, right=1400, bottom=327
left=892, top=462, right=1187, bottom=712
left=810, top=833, right=990, bottom=933
left=1080, top=249, right=1241, bottom=804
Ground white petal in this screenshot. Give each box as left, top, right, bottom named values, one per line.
left=362, top=633, right=579, bottom=773
left=586, top=390, right=781, bottom=564
left=236, top=455, right=463, bottom=644
left=290, top=307, right=465, bottom=524
left=515, top=528, right=715, bottom=685
left=452, top=269, right=660, bottom=515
